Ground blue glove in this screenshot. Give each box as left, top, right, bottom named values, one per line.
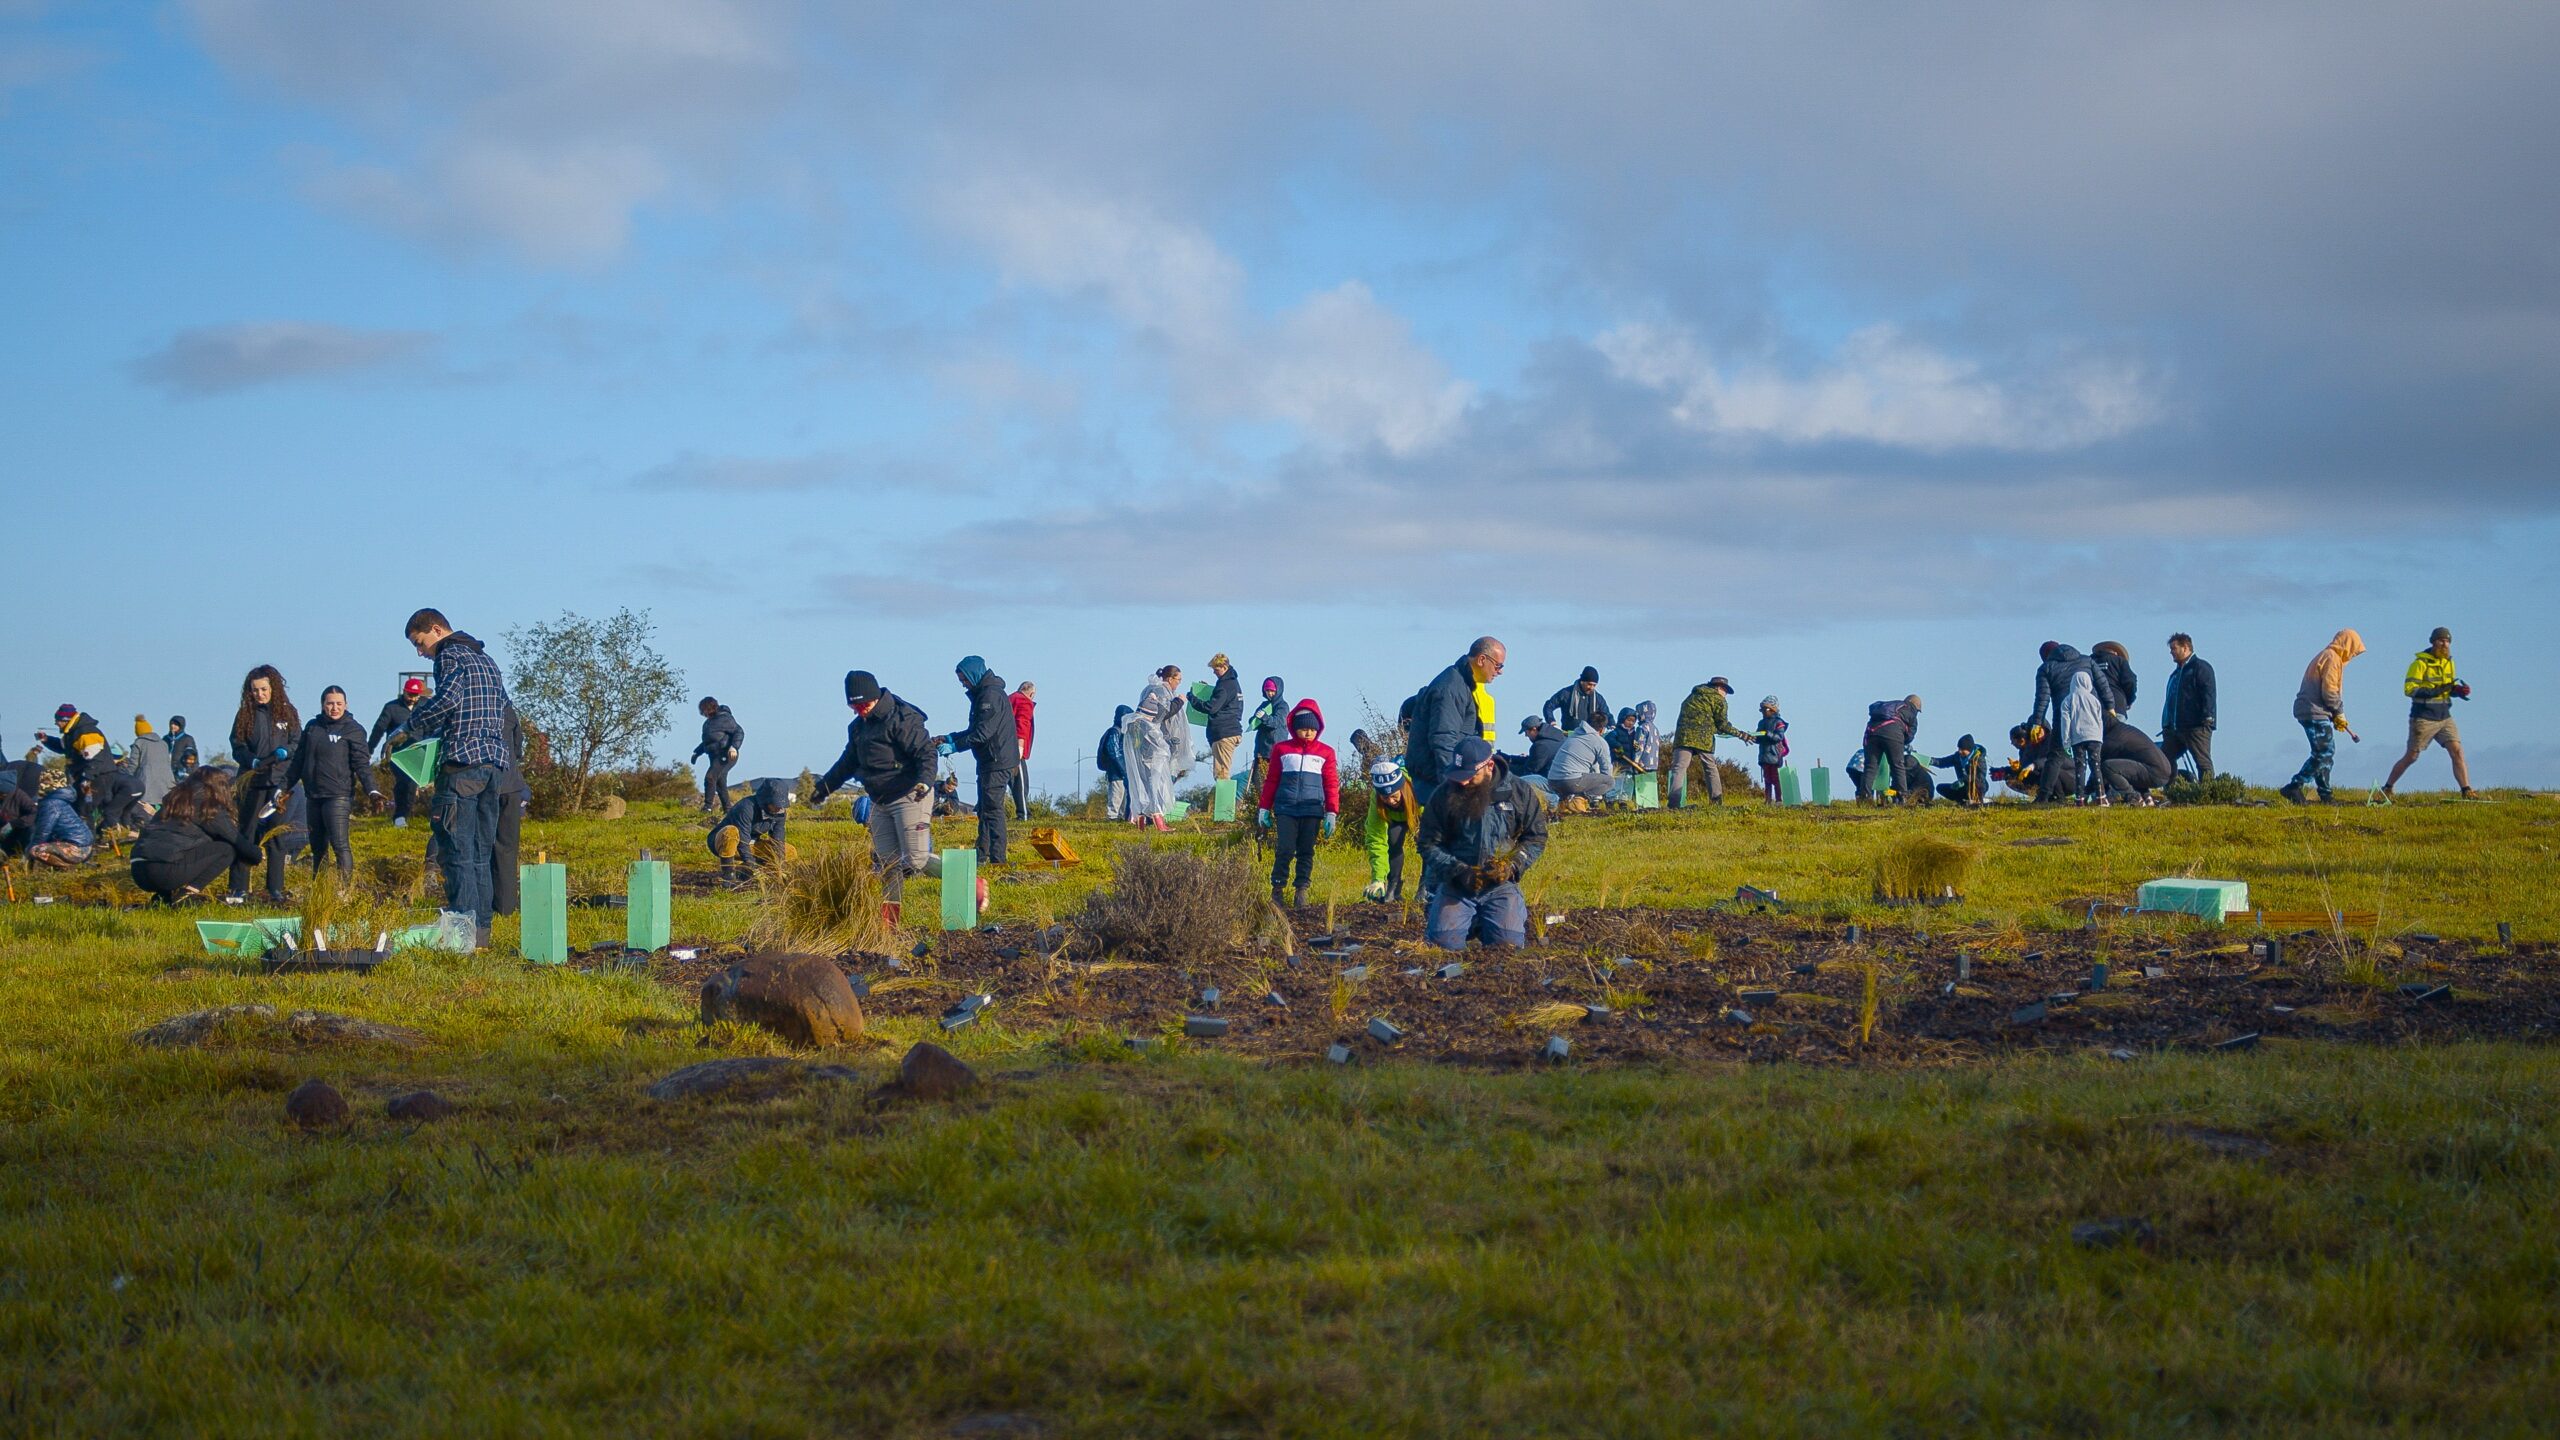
left=1322, top=815, right=1337, bottom=838
left=936, top=738, right=955, bottom=757
left=1256, top=808, right=1273, bottom=829
left=272, top=747, right=291, bottom=762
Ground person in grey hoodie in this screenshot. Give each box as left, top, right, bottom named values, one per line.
left=1541, top=719, right=1617, bottom=805
left=125, top=716, right=177, bottom=811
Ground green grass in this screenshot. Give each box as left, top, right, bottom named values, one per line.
left=4, top=795, right=2558, bottom=1435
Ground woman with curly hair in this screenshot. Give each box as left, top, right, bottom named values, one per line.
left=130, top=769, right=266, bottom=904
left=228, top=664, right=300, bottom=902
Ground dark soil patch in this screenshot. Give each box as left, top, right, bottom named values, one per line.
left=578, top=907, right=2560, bottom=1069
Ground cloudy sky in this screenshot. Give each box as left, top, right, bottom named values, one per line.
left=7, top=1, right=2555, bottom=793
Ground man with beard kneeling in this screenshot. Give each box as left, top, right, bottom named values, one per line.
left=1417, top=738, right=1549, bottom=951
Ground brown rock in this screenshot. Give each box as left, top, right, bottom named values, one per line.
left=386, top=1090, right=457, bottom=1122
left=599, top=794, right=628, bottom=820
left=699, top=953, right=864, bottom=1048
left=134, top=1004, right=277, bottom=1048
left=884, top=1041, right=978, bottom=1102
left=285, top=1079, right=348, bottom=1129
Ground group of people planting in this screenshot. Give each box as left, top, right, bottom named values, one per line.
left=3, top=612, right=2483, bottom=956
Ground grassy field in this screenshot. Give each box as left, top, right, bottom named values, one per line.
left=4, top=794, right=2557, bottom=1435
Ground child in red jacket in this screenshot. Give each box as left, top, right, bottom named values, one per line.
left=1256, top=699, right=1339, bottom=908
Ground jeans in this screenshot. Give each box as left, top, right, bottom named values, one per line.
left=1271, top=812, right=1318, bottom=892
left=2289, top=716, right=2337, bottom=796
left=307, top=796, right=354, bottom=881
left=1427, top=881, right=1528, bottom=950
left=492, top=794, right=524, bottom=916
left=430, top=763, right=504, bottom=926
left=701, top=757, right=733, bottom=811
left=1667, top=747, right=1723, bottom=806
left=974, top=765, right=1011, bottom=863
left=2160, top=728, right=2214, bottom=781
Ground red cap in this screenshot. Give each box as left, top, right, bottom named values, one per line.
left=403, top=678, right=426, bottom=698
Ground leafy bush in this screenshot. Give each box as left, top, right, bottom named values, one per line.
left=2165, top=772, right=2250, bottom=806
left=1078, top=844, right=1260, bottom=965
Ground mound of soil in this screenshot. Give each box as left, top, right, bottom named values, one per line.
left=577, top=906, right=2560, bottom=1069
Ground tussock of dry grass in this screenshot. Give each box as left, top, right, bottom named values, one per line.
left=749, top=842, right=895, bottom=954
left=1874, top=836, right=1976, bottom=903
left=1078, top=844, right=1259, bottom=965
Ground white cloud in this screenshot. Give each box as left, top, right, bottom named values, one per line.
left=1596, top=322, right=2160, bottom=453
left=128, top=322, right=435, bottom=396
left=944, top=180, right=1470, bottom=456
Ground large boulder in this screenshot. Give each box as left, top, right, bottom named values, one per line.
left=699, top=953, right=864, bottom=1048
left=881, top=1041, right=978, bottom=1102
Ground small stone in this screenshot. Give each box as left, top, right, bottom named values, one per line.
left=1583, top=1004, right=1612, bottom=1021
left=1436, top=963, right=1464, bottom=981
left=1263, top=991, right=1287, bottom=1008
left=1367, top=1017, right=1404, bottom=1044
left=1184, top=1016, right=1229, bottom=1038
left=2070, top=1216, right=2155, bottom=1250
left=1200, top=987, right=1220, bottom=1008
left=647, top=1056, right=802, bottom=1101
left=2010, top=1001, right=2048, bottom=1025
left=886, top=1042, right=978, bottom=1101
left=285, top=1079, right=347, bottom=1129
left=386, top=1090, right=456, bottom=1122
left=1726, top=1008, right=1755, bottom=1026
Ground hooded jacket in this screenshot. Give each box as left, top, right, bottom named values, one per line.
left=2030, top=645, right=2120, bottom=733
left=1408, top=658, right=1492, bottom=789
left=1417, top=762, right=1548, bottom=895
left=692, top=705, right=743, bottom=763
left=1257, top=700, right=1340, bottom=818
left=1543, top=682, right=1611, bottom=734
left=42, top=712, right=108, bottom=789
left=1251, top=679, right=1288, bottom=760
left=951, top=661, right=1017, bottom=774
left=286, top=713, right=380, bottom=800
left=716, top=778, right=795, bottom=858
left=2059, top=671, right=2106, bottom=748
left=2101, top=719, right=2175, bottom=791
left=1205, top=668, right=1244, bottom=743
left=1546, top=723, right=1616, bottom=783
left=1752, top=711, right=1790, bottom=766
left=132, top=804, right=260, bottom=871
left=816, top=691, right=935, bottom=804
left=166, top=728, right=198, bottom=776
left=1363, top=772, right=1421, bottom=883
left=2403, top=648, right=2458, bottom=721
left=1010, top=691, right=1036, bottom=763
left=31, top=788, right=92, bottom=850
left=1099, top=706, right=1132, bottom=780
left=2092, top=649, right=2138, bottom=715
left=2161, top=654, right=2217, bottom=733
left=126, top=732, right=176, bottom=806
left=1673, top=685, right=1750, bottom=753
left=2294, top=629, right=2366, bottom=724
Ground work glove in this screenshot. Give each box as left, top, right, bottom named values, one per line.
left=1256, top=808, right=1273, bottom=829
left=2452, top=682, right=2472, bottom=699
left=1322, top=815, right=1337, bottom=838
left=272, top=747, right=291, bottom=763
left=936, top=738, right=955, bottom=757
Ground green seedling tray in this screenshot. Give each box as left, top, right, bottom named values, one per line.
left=388, top=739, right=441, bottom=787
left=2136, top=878, right=2250, bottom=921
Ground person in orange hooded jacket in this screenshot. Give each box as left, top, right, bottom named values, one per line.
left=2281, top=629, right=2365, bottom=803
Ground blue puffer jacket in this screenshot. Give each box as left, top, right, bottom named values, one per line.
left=32, top=788, right=93, bottom=849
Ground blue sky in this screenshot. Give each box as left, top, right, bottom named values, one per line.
left=6, top=1, right=2556, bottom=797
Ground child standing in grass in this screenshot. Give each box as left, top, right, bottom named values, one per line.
left=1257, top=699, right=1339, bottom=909
left=1751, top=696, right=1789, bottom=803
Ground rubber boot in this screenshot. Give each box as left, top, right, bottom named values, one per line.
left=879, top=900, right=901, bottom=929
left=1292, top=884, right=1308, bottom=909
left=1271, top=886, right=1286, bottom=909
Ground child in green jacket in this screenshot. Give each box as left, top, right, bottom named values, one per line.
left=1360, top=758, right=1421, bottom=902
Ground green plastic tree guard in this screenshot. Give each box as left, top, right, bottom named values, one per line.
left=520, top=863, right=569, bottom=963
left=1810, top=765, right=1832, bottom=805
left=2136, top=878, right=2250, bottom=921
left=626, top=858, right=671, bottom=951
left=940, top=848, right=978, bottom=931
left=387, top=739, right=441, bottom=788
left=1211, top=778, right=1237, bottom=822
left=1165, top=799, right=1191, bottom=821
left=1631, top=773, right=1660, bottom=810
left=1778, top=767, right=1803, bottom=805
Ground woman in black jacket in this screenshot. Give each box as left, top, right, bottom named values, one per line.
left=131, top=770, right=264, bottom=903
left=228, top=664, right=300, bottom=902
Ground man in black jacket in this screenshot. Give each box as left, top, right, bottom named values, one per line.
left=815, top=670, right=971, bottom=924
left=1506, top=717, right=1565, bottom=777
left=285, top=686, right=383, bottom=882
left=1542, top=667, right=1609, bottom=733
left=1203, top=654, right=1246, bottom=782
left=369, top=679, right=424, bottom=827
left=165, top=716, right=199, bottom=779
left=941, top=655, right=1015, bottom=865
left=690, top=697, right=743, bottom=812
left=1408, top=637, right=1505, bottom=796
left=2158, top=633, right=2217, bottom=780
left=1859, top=696, right=1923, bottom=804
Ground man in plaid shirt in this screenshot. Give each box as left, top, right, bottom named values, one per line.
left=385, top=608, right=513, bottom=940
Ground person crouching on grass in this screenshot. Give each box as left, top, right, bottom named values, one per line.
left=708, top=778, right=796, bottom=883
left=1257, top=699, right=1339, bottom=909
left=1418, top=738, right=1548, bottom=951
left=1362, top=758, right=1420, bottom=903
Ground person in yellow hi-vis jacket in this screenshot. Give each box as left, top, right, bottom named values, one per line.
left=2377, top=627, right=2478, bottom=802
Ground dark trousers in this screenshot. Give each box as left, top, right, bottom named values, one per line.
left=2161, top=728, right=2214, bottom=781
left=974, top=766, right=1010, bottom=863
left=1860, top=725, right=1910, bottom=802
left=431, top=764, right=504, bottom=925
left=701, top=758, right=733, bottom=811
left=1007, top=766, right=1030, bottom=821
left=389, top=768, right=418, bottom=821
left=307, top=797, right=354, bottom=880
left=1272, top=812, right=1319, bottom=893
left=492, top=794, right=524, bottom=916
left=1383, top=820, right=1408, bottom=899
left=133, top=845, right=233, bottom=901
left=229, top=778, right=289, bottom=898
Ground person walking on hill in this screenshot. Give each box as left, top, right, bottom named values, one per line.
left=1098, top=705, right=1131, bottom=819
left=382, top=609, right=514, bottom=939
left=2378, top=626, right=2478, bottom=801
left=690, top=697, right=744, bottom=813
left=1409, top=638, right=1505, bottom=797
left=1670, top=677, right=1751, bottom=807
left=1256, top=699, right=1340, bottom=908
left=1008, top=681, right=1036, bottom=820
left=942, top=656, right=1016, bottom=865
left=370, top=679, right=425, bottom=827
left=1542, top=666, right=1609, bottom=733
left=1418, top=738, right=1548, bottom=951
left=1203, top=655, right=1245, bottom=783
left=2158, top=634, right=2217, bottom=781
left=2281, top=628, right=2365, bottom=804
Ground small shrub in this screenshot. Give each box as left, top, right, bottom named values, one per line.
left=2165, top=772, right=2250, bottom=806
left=1078, top=844, right=1260, bottom=965
left=595, top=763, right=697, bottom=807
left=749, top=843, right=894, bottom=954
left=1873, top=837, right=1975, bottom=903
